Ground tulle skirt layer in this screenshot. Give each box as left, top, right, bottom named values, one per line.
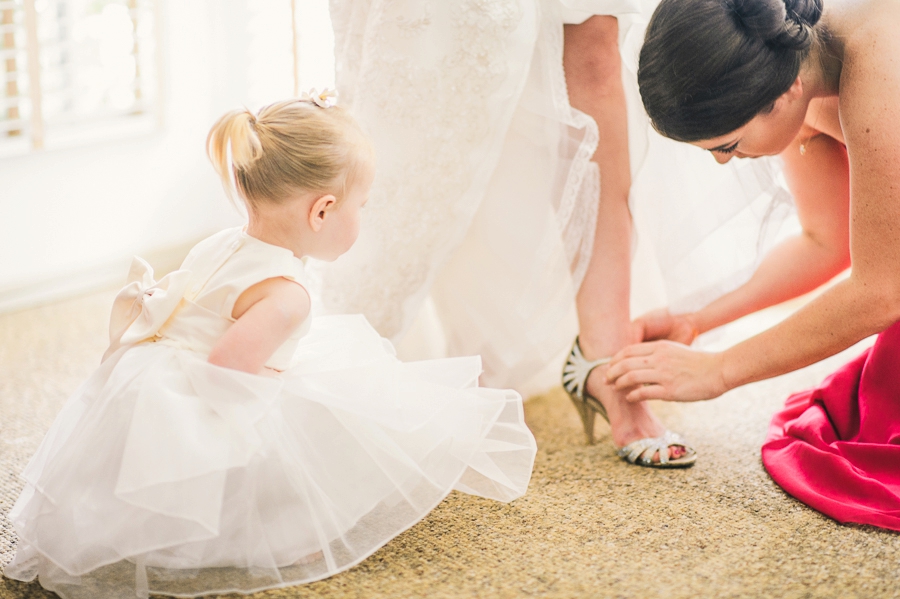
left=3, top=315, right=536, bottom=598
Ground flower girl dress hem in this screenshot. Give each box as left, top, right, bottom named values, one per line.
left=4, top=227, right=537, bottom=599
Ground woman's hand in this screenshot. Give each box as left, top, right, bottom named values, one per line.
left=633, top=309, right=699, bottom=344
left=606, top=341, right=729, bottom=402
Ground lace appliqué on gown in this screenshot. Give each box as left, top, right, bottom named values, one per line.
left=323, top=0, right=537, bottom=339
left=322, top=1, right=606, bottom=393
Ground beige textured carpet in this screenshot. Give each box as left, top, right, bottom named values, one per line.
left=1, top=291, right=898, bottom=599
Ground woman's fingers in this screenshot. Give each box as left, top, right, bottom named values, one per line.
left=610, top=340, right=659, bottom=362
left=609, top=364, right=664, bottom=389
left=632, top=310, right=698, bottom=344
left=625, top=384, right=668, bottom=403
left=634, top=309, right=674, bottom=341
left=607, top=340, right=728, bottom=402
left=668, top=314, right=699, bottom=345
left=607, top=341, right=664, bottom=380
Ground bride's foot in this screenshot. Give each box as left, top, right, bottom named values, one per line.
left=564, top=333, right=693, bottom=466
left=584, top=363, right=687, bottom=463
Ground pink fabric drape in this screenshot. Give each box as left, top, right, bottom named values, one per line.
left=762, top=320, right=900, bottom=531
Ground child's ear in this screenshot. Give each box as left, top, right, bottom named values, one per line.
left=309, top=194, right=337, bottom=232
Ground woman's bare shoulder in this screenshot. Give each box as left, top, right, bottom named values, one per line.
left=832, top=0, right=900, bottom=54
left=833, top=0, right=900, bottom=127
left=831, top=0, right=899, bottom=213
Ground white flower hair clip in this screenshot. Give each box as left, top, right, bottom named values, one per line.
left=300, top=88, right=337, bottom=108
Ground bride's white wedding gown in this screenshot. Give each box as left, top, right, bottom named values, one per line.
left=321, top=0, right=797, bottom=395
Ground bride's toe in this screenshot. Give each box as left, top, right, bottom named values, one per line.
left=617, top=431, right=697, bottom=468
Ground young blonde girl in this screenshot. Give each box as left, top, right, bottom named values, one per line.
left=3, top=95, right=536, bottom=599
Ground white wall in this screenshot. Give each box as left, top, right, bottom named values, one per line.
left=0, top=0, right=333, bottom=313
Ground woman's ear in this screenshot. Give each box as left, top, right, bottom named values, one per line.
left=309, top=194, right=337, bottom=232
left=786, top=75, right=804, bottom=101
left=770, top=75, right=804, bottom=115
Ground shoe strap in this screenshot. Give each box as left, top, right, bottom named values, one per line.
left=562, top=337, right=611, bottom=401
left=617, top=431, right=690, bottom=466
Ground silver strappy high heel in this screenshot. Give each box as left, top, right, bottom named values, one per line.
left=562, top=337, right=697, bottom=468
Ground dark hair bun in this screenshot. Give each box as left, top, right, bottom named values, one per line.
left=728, top=0, right=822, bottom=50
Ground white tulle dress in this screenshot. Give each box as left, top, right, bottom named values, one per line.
left=321, top=0, right=796, bottom=395
left=2, top=227, right=537, bottom=599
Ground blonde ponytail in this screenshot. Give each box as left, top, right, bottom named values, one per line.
left=206, top=99, right=372, bottom=208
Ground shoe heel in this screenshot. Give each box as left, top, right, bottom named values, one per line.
left=562, top=337, right=611, bottom=445
left=567, top=393, right=596, bottom=445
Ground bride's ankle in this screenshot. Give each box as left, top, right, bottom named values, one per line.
left=578, top=330, right=633, bottom=359
left=585, top=364, right=619, bottom=406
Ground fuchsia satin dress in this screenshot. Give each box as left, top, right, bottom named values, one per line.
left=762, top=320, right=900, bottom=531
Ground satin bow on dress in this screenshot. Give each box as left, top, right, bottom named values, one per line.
left=102, top=256, right=192, bottom=361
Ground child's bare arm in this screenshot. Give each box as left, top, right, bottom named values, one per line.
left=208, top=277, right=310, bottom=374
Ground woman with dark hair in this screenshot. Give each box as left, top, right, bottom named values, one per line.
left=607, top=0, right=900, bottom=528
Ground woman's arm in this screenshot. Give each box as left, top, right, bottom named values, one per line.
left=691, top=133, right=851, bottom=332
left=636, top=129, right=851, bottom=342
left=607, top=30, right=900, bottom=401
left=207, top=277, right=311, bottom=375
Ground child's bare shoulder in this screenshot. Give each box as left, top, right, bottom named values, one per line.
left=232, top=276, right=310, bottom=322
